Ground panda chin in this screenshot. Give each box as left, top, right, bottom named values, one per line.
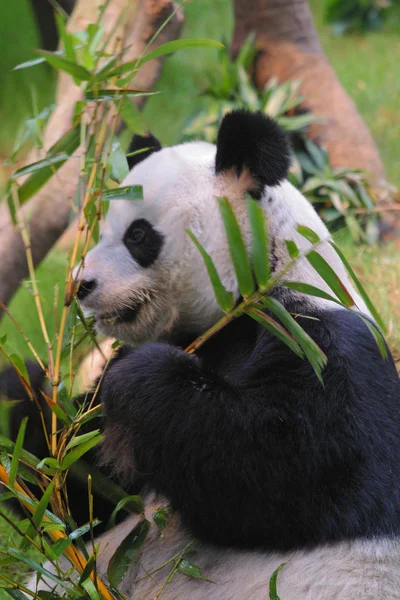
left=98, top=304, right=140, bottom=327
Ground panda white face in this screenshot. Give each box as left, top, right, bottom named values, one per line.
left=73, top=110, right=369, bottom=346
left=74, top=141, right=248, bottom=345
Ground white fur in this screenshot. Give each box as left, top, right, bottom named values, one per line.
left=74, top=142, right=370, bottom=346
left=27, top=502, right=400, bottom=599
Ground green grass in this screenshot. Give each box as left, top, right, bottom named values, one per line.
left=310, top=0, right=400, bottom=188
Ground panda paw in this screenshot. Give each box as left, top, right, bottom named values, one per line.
left=99, top=342, right=199, bottom=481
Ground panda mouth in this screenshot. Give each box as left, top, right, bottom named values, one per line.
left=98, top=303, right=141, bottom=325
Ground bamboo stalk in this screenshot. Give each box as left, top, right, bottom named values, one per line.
left=0, top=464, right=116, bottom=600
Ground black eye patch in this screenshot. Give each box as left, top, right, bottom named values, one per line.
left=123, top=218, right=164, bottom=268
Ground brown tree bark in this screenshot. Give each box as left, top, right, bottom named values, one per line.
left=232, top=0, right=399, bottom=236
left=0, top=0, right=183, bottom=317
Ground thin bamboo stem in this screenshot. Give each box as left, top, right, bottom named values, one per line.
left=0, top=464, right=116, bottom=600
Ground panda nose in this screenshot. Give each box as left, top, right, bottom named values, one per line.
left=76, top=280, right=97, bottom=302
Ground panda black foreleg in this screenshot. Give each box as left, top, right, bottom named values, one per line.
left=100, top=341, right=275, bottom=547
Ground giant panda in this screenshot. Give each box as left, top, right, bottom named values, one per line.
left=22, top=109, right=400, bottom=598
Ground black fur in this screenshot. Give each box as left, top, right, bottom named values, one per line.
left=100, top=299, right=400, bottom=550
left=126, top=132, right=162, bottom=170
left=215, top=110, right=291, bottom=198
left=123, top=218, right=164, bottom=268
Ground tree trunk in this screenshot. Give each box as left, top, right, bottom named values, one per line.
left=0, top=0, right=183, bottom=317
left=232, top=0, right=399, bottom=236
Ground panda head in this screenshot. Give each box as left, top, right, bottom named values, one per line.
left=73, top=110, right=320, bottom=345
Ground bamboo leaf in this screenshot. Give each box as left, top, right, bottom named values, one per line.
left=11, top=153, right=70, bottom=180
left=9, top=417, right=28, bottom=487
left=8, top=355, right=30, bottom=386
left=21, top=480, right=55, bottom=550
left=282, top=281, right=343, bottom=306
left=219, top=198, right=255, bottom=297
left=85, top=89, right=159, bottom=102
left=0, top=435, right=40, bottom=469
left=285, top=240, right=300, bottom=259
left=109, top=38, right=224, bottom=79
left=178, top=559, right=211, bottom=582
left=37, top=50, right=92, bottom=81
left=354, top=313, right=388, bottom=360
left=245, top=307, right=304, bottom=359
left=61, top=434, right=103, bottom=470
left=15, top=125, right=80, bottom=205
left=297, top=225, right=320, bottom=244
left=262, top=297, right=327, bottom=384
left=8, top=549, right=64, bottom=585
left=55, top=13, right=76, bottom=64
left=69, top=519, right=101, bottom=541
left=102, top=185, right=143, bottom=201
left=306, top=251, right=355, bottom=307
left=187, top=230, right=235, bottom=312
left=107, top=519, right=150, bottom=588
left=247, top=198, right=270, bottom=287
left=269, top=563, right=285, bottom=600
left=109, top=495, right=145, bottom=527
left=65, top=429, right=101, bottom=451
left=330, top=242, right=386, bottom=332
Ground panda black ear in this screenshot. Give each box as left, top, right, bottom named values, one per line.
left=126, top=132, right=162, bottom=169
left=215, top=110, right=291, bottom=199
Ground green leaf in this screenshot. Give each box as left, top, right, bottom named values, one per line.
left=84, top=89, right=160, bottom=102
left=21, top=480, right=55, bottom=550
left=102, top=185, right=143, bottom=201
left=187, top=230, right=234, bottom=312
left=178, top=559, right=210, bottom=581
left=8, top=354, right=30, bottom=385
left=81, top=578, right=101, bottom=600
left=5, top=591, right=30, bottom=600
left=15, top=125, right=80, bottom=205
left=107, top=519, right=150, bottom=588
left=11, top=153, right=70, bottom=179
left=9, top=417, right=28, bottom=487
left=109, top=38, right=224, bottom=79
left=282, top=281, right=343, bottom=306
left=152, top=504, right=174, bottom=530
left=55, top=13, right=76, bottom=64
left=269, top=563, right=285, bottom=600
left=238, top=66, right=260, bottom=111
left=285, top=240, right=300, bottom=259
left=7, top=548, right=63, bottom=585
left=69, top=519, right=101, bottom=540
left=0, top=435, right=40, bottom=469
left=354, top=313, right=388, bottom=360
left=51, top=536, right=72, bottom=558
left=262, top=297, right=327, bottom=384
left=245, top=307, right=304, bottom=359
left=306, top=251, right=355, bottom=307
left=65, top=429, right=101, bottom=452
left=297, top=225, right=321, bottom=244
left=61, top=434, right=103, bottom=470
left=13, top=57, right=47, bottom=70
left=108, top=144, right=129, bottom=184
left=247, top=198, right=270, bottom=288
left=330, top=242, right=386, bottom=332
left=37, top=50, right=92, bottom=81
left=149, top=37, right=225, bottom=65
left=109, top=495, right=145, bottom=528
left=219, top=198, right=255, bottom=297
